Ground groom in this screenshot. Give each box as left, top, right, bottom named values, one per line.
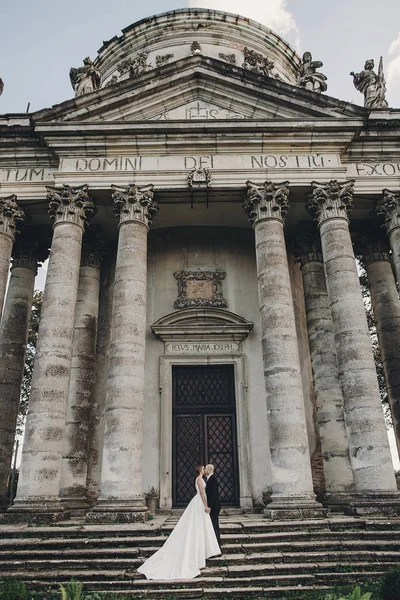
left=204, top=464, right=221, bottom=547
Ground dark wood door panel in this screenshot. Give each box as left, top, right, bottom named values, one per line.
left=172, top=365, right=240, bottom=507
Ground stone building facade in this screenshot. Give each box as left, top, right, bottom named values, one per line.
left=0, top=9, right=400, bottom=523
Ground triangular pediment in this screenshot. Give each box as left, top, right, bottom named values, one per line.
left=34, top=55, right=366, bottom=125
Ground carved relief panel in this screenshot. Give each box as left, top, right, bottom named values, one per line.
left=173, top=270, right=227, bottom=309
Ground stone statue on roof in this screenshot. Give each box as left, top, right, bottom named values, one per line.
left=297, top=52, right=328, bottom=94
left=350, top=58, right=388, bottom=109
left=69, top=57, right=101, bottom=97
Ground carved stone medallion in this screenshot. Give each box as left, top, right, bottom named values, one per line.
left=173, top=270, right=227, bottom=309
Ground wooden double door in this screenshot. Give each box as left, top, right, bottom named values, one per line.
left=172, top=365, right=239, bottom=507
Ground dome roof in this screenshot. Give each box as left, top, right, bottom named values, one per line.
left=95, top=8, right=301, bottom=88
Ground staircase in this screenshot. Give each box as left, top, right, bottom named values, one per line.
left=0, top=515, right=399, bottom=598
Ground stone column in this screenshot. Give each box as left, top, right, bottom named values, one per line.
left=60, top=240, right=103, bottom=515
left=359, top=234, right=400, bottom=460
left=86, top=250, right=115, bottom=505
left=0, top=241, right=48, bottom=510
left=87, top=184, right=158, bottom=523
left=308, top=180, right=400, bottom=516
left=294, top=230, right=355, bottom=509
left=376, top=189, right=400, bottom=283
left=7, top=185, right=95, bottom=523
left=243, top=180, right=325, bottom=520
left=0, top=195, right=25, bottom=316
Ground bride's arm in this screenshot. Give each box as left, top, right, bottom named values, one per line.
left=197, top=477, right=211, bottom=512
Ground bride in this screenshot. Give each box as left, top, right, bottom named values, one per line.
left=137, top=464, right=221, bottom=580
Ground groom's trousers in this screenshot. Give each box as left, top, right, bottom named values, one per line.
left=210, top=509, right=221, bottom=547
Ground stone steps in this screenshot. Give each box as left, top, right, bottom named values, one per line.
left=0, top=516, right=399, bottom=598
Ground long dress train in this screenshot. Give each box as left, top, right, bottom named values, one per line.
left=137, top=479, right=220, bottom=580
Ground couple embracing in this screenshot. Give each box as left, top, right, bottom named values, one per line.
left=138, top=464, right=221, bottom=580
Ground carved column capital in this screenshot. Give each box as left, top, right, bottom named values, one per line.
left=0, top=195, right=26, bottom=241
left=353, top=230, right=391, bottom=267
left=47, top=185, right=96, bottom=229
left=243, top=180, right=289, bottom=226
left=81, top=238, right=105, bottom=269
left=111, top=184, right=158, bottom=228
left=376, top=189, right=400, bottom=234
left=12, top=239, right=50, bottom=273
left=307, top=180, right=355, bottom=226
left=291, top=228, right=323, bottom=266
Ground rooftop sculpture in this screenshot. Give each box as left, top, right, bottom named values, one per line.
left=350, top=58, right=388, bottom=109
left=69, top=58, right=101, bottom=97
left=297, top=52, right=328, bottom=94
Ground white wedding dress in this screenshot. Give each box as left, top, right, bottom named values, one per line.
left=137, top=478, right=220, bottom=580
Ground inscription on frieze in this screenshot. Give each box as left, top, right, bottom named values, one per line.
left=166, top=342, right=239, bottom=354
left=0, top=168, right=54, bottom=183
left=60, top=153, right=341, bottom=173
left=346, top=162, right=400, bottom=177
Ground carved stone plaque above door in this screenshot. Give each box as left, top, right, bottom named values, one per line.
left=173, top=270, right=227, bottom=309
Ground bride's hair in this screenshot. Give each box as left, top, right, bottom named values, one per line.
left=195, top=464, right=204, bottom=476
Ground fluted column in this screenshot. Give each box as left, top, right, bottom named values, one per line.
left=308, top=180, right=399, bottom=516
left=359, top=235, right=400, bottom=460
left=87, top=184, right=158, bottom=523
left=295, top=231, right=354, bottom=508
left=60, top=240, right=103, bottom=515
left=0, top=240, right=48, bottom=510
left=0, top=195, right=25, bottom=316
left=244, top=181, right=325, bottom=520
left=7, top=185, right=95, bottom=523
left=376, top=189, right=400, bottom=283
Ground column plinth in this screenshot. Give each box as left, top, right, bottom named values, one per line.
left=3, top=185, right=95, bottom=524
left=244, top=181, right=326, bottom=520
left=60, top=240, right=103, bottom=516
left=0, top=195, right=25, bottom=316
left=308, top=180, right=400, bottom=517
left=86, top=184, right=157, bottom=523
left=294, top=230, right=355, bottom=511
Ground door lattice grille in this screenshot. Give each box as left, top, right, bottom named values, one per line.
left=172, top=365, right=239, bottom=507
left=174, top=366, right=233, bottom=407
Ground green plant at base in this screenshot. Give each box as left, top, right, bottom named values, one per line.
left=381, top=565, right=400, bottom=600
left=59, top=579, right=83, bottom=600
left=337, top=586, right=372, bottom=600
left=0, top=579, right=28, bottom=600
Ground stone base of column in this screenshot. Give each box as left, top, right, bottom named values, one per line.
left=61, top=496, right=91, bottom=518
left=85, top=498, right=148, bottom=523
left=264, top=495, right=328, bottom=520
left=346, top=491, right=400, bottom=518
left=0, top=498, right=67, bottom=524
left=323, top=491, right=357, bottom=513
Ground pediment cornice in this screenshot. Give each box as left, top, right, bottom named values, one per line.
left=32, top=55, right=367, bottom=126
left=152, top=307, right=254, bottom=342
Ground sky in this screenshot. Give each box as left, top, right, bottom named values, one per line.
left=2, top=1, right=400, bottom=469
left=0, top=0, right=400, bottom=113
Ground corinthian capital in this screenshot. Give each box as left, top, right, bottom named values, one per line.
left=307, top=180, right=354, bottom=226
left=290, top=226, right=323, bottom=267
left=47, top=184, right=96, bottom=229
left=375, top=188, right=400, bottom=234
left=111, top=184, right=158, bottom=228
left=243, top=180, right=289, bottom=226
left=12, top=238, right=50, bottom=272
left=0, top=195, right=26, bottom=240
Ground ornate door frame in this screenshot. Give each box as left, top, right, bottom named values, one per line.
left=152, top=307, right=254, bottom=510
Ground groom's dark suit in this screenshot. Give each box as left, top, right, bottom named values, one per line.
left=205, top=474, right=221, bottom=547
